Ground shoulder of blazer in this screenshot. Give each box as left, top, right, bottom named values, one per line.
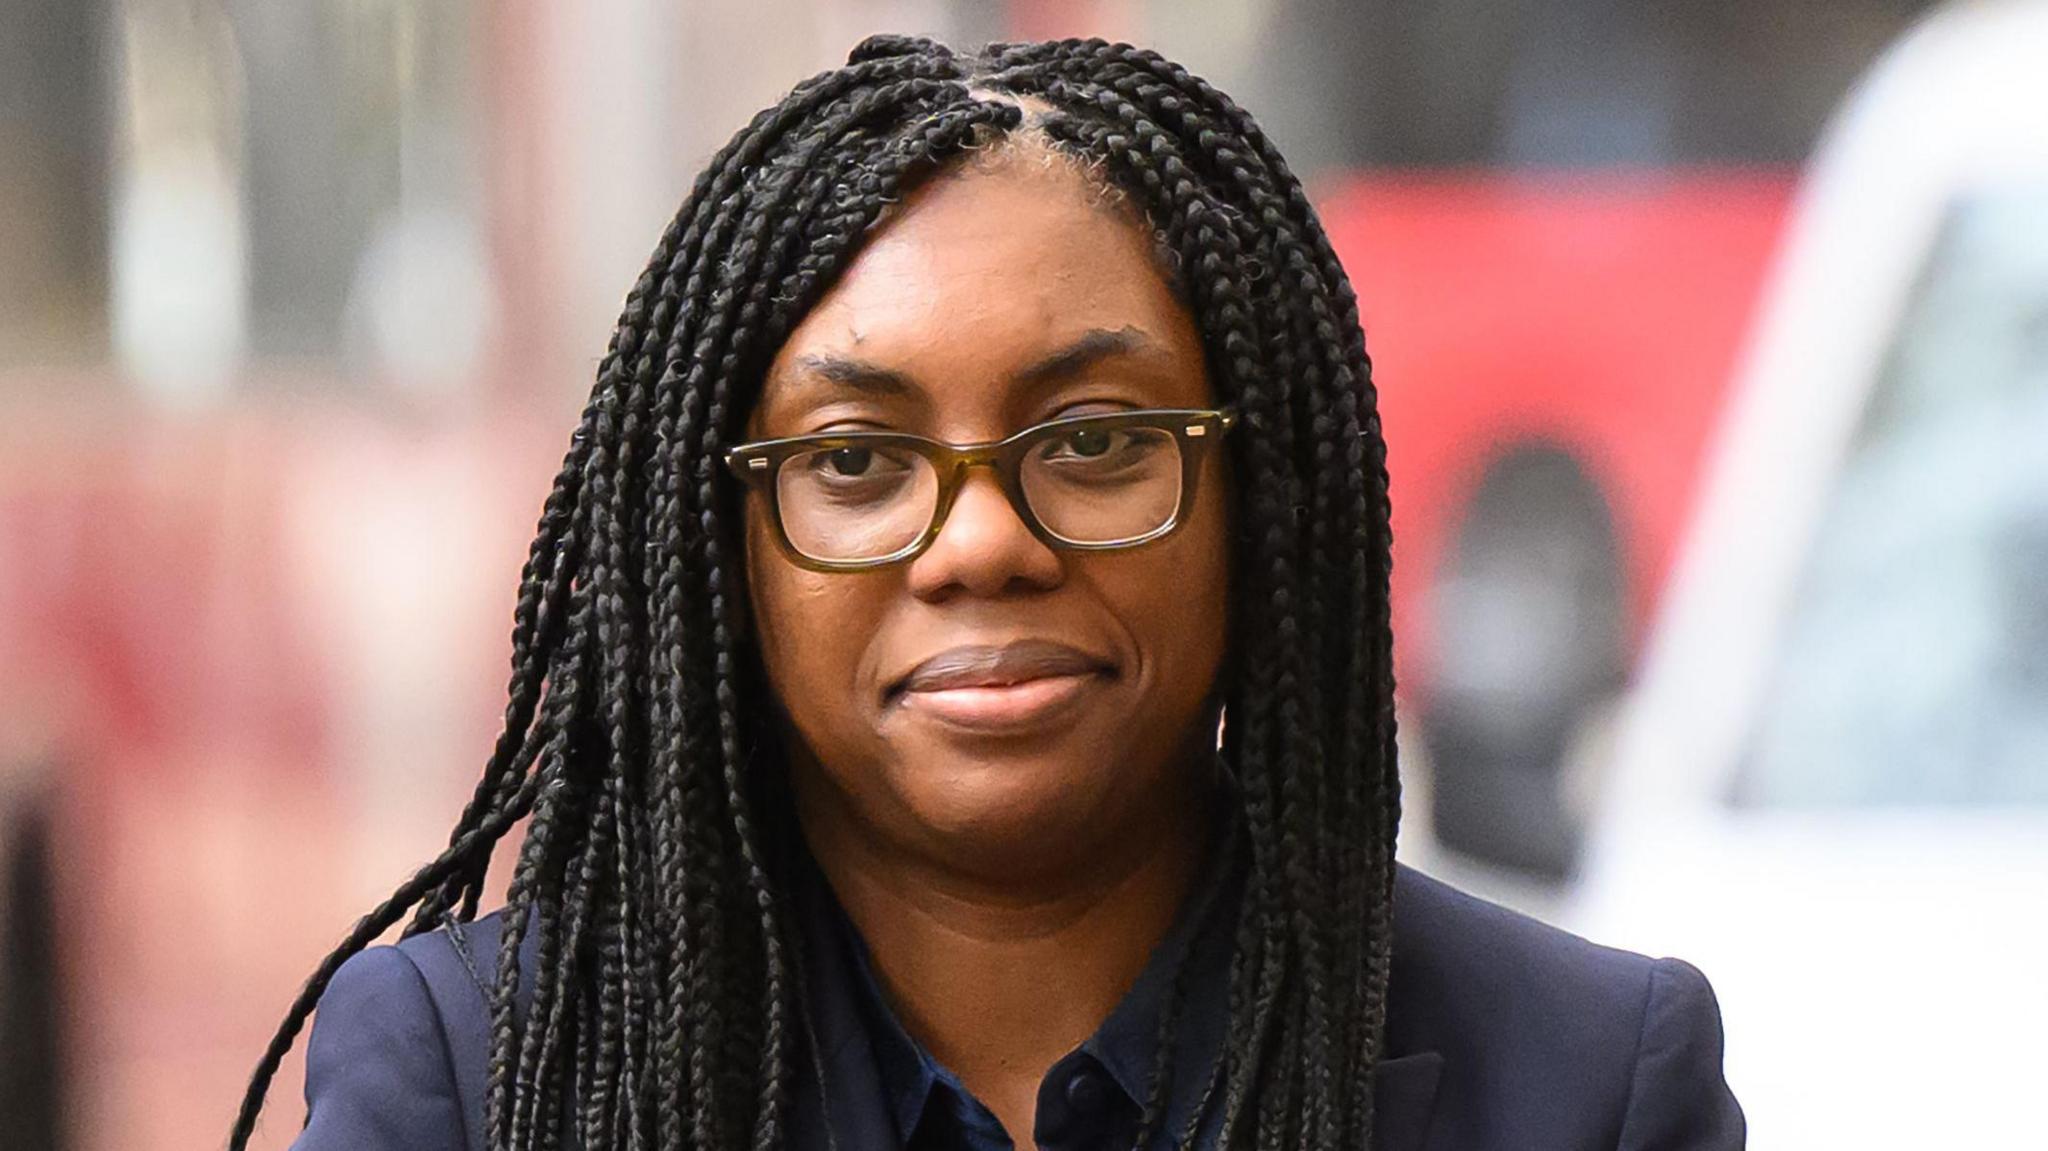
left=387, top=909, right=535, bottom=1151
left=1389, top=863, right=1667, bottom=1020
left=299, top=942, right=470, bottom=1151
left=1384, top=864, right=1744, bottom=1149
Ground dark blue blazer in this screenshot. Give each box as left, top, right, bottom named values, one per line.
left=289, top=865, right=1744, bottom=1150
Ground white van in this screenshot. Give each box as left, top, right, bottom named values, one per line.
left=1558, top=2, right=2048, bottom=1146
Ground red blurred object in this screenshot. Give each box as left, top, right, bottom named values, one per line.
left=1319, top=170, right=1792, bottom=702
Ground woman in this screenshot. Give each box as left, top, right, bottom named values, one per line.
left=232, top=35, right=1743, bottom=1151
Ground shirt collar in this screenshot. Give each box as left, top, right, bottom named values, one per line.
left=1071, top=812, right=1243, bottom=1139
left=794, top=808, right=1246, bottom=1149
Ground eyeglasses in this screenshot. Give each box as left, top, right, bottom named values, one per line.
left=725, top=408, right=1236, bottom=571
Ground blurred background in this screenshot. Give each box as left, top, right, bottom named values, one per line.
left=2, top=1, right=2042, bottom=1148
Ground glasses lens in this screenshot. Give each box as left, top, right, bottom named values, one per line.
left=1020, top=423, right=1184, bottom=545
left=776, top=443, right=939, bottom=563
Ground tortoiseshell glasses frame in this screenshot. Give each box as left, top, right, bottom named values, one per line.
left=725, top=407, right=1237, bottom=572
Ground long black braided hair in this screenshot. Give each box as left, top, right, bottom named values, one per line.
left=231, top=33, right=1399, bottom=1151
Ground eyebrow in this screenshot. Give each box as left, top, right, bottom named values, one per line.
left=1016, top=325, right=1154, bottom=386
left=787, top=326, right=1158, bottom=398
left=789, top=353, right=916, bottom=397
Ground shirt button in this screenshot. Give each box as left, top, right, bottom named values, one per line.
left=1064, top=1068, right=1111, bottom=1115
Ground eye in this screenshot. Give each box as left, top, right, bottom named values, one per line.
left=823, top=447, right=875, bottom=476
left=1040, top=425, right=1150, bottom=464
left=1060, top=428, right=1115, bottom=458
left=794, top=443, right=920, bottom=489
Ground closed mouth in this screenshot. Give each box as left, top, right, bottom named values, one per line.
left=887, top=639, right=1117, bottom=704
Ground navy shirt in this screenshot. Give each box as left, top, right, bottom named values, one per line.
left=791, top=814, right=1247, bottom=1151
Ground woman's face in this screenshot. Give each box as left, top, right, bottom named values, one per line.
left=742, top=153, right=1231, bottom=881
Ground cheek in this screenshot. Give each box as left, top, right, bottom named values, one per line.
left=1102, top=480, right=1232, bottom=714
left=1169, top=497, right=1232, bottom=679
left=744, top=508, right=879, bottom=736
left=1174, top=455, right=1233, bottom=623
left=1173, top=480, right=1233, bottom=713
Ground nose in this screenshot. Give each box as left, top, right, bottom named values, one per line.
left=905, top=467, right=1063, bottom=600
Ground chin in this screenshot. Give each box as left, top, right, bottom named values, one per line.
left=890, top=749, right=1127, bottom=875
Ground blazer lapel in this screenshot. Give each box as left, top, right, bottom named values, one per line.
left=1371, top=1052, right=1444, bottom=1151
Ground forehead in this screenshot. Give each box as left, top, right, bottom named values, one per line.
left=756, top=153, right=1205, bottom=423
left=807, top=157, right=1165, bottom=323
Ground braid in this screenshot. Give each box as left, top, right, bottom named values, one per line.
left=1030, top=106, right=1307, bottom=1146
left=1001, top=38, right=1396, bottom=1148
left=232, top=33, right=1398, bottom=1151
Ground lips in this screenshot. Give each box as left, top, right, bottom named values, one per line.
left=896, top=640, right=1111, bottom=692
left=888, top=640, right=1116, bottom=731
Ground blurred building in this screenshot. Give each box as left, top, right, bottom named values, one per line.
left=6, top=0, right=1932, bottom=388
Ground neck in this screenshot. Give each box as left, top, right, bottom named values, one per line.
left=798, top=761, right=1219, bottom=1141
